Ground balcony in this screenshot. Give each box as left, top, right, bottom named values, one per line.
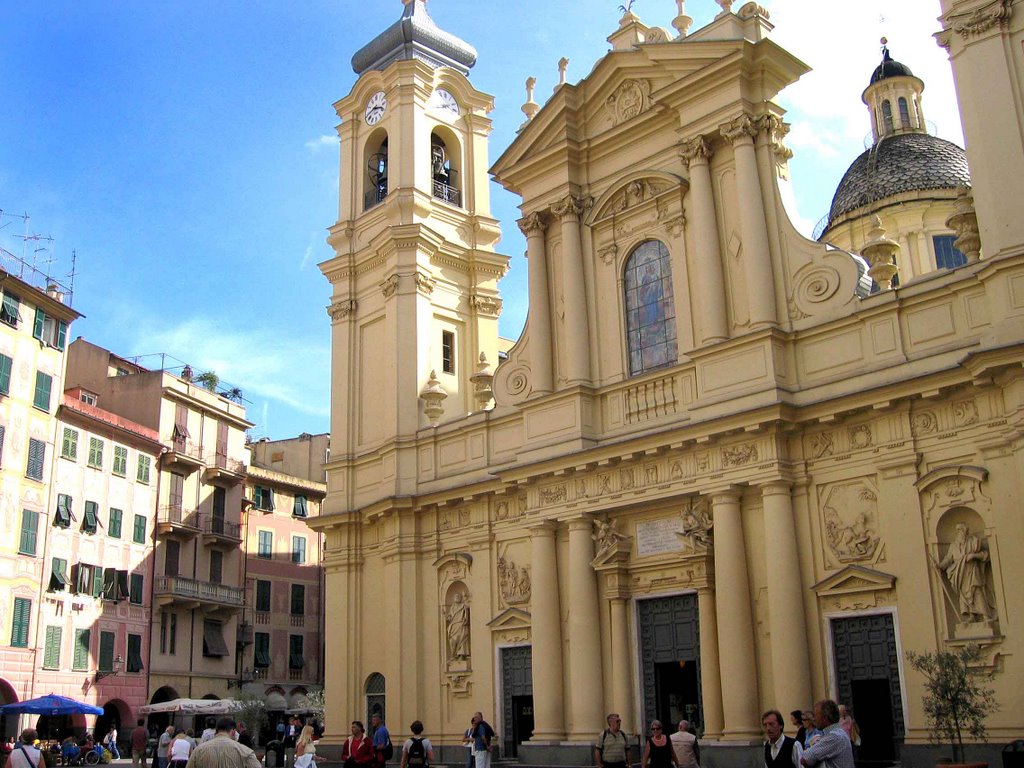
left=164, top=438, right=205, bottom=472
left=156, top=505, right=201, bottom=537
left=289, top=615, right=304, bottom=628
left=200, top=513, right=242, bottom=547
left=203, top=452, right=246, bottom=486
left=153, top=575, right=244, bottom=611
left=432, top=180, right=461, bottom=207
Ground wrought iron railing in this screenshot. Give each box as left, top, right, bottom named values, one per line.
left=153, top=575, right=244, bottom=606
left=157, top=505, right=200, bottom=529
left=432, top=180, right=461, bottom=207
left=169, top=437, right=205, bottom=462
left=364, top=184, right=388, bottom=210
left=199, top=513, right=242, bottom=541
left=205, top=452, right=246, bottom=475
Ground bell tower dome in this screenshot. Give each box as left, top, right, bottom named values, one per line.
left=320, top=0, right=507, bottom=511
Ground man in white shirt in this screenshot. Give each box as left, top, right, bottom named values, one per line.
left=763, top=710, right=803, bottom=768
left=670, top=721, right=699, bottom=768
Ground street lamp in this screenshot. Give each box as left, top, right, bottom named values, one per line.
left=95, top=656, right=124, bottom=682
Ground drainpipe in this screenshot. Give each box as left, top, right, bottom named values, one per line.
left=147, top=447, right=167, bottom=722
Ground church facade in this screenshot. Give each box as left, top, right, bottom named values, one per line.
left=310, top=1, right=1024, bottom=764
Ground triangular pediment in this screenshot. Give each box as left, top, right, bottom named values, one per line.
left=487, top=606, right=531, bottom=631
left=812, top=565, right=896, bottom=597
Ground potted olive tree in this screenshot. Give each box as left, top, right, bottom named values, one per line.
left=907, top=644, right=998, bottom=766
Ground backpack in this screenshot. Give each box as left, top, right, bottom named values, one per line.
left=407, top=738, right=426, bottom=768
left=382, top=738, right=394, bottom=761
left=597, top=730, right=626, bottom=755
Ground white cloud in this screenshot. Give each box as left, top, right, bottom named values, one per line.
left=305, top=134, right=339, bottom=152
left=123, top=314, right=330, bottom=421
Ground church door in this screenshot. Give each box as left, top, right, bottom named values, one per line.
left=638, top=595, right=702, bottom=732
left=500, top=646, right=533, bottom=757
left=831, top=614, right=905, bottom=762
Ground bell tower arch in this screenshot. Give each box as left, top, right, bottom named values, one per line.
left=321, top=0, right=508, bottom=511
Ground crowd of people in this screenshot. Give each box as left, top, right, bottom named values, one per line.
left=592, top=699, right=860, bottom=768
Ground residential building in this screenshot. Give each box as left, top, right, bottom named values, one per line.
left=240, top=437, right=326, bottom=740
left=65, top=339, right=253, bottom=711
left=34, top=389, right=162, bottom=738
left=0, top=272, right=79, bottom=735
left=309, top=2, right=1024, bottom=767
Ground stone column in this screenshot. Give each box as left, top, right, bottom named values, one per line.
left=722, top=115, right=777, bottom=328
left=529, top=520, right=565, bottom=740
left=552, top=195, right=592, bottom=384
left=519, top=212, right=554, bottom=394
left=710, top=488, right=761, bottom=740
left=697, top=588, right=724, bottom=740
left=761, top=482, right=812, bottom=716
left=609, top=596, right=636, bottom=733
left=681, top=136, right=729, bottom=344
left=566, top=517, right=604, bottom=738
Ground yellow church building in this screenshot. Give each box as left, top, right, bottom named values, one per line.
left=309, top=1, right=1024, bottom=765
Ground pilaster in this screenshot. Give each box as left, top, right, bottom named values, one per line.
left=552, top=196, right=592, bottom=385
left=519, top=212, right=554, bottom=395
left=528, top=519, right=565, bottom=740
left=565, top=516, right=604, bottom=738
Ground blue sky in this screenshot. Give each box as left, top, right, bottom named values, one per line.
left=0, top=1, right=962, bottom=439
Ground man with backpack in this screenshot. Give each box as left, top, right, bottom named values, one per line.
left=594, top=714, right=630, bottom=768
left=399, top=722, right=434, bottom=768
left=370, top=714, right=392, bottom=765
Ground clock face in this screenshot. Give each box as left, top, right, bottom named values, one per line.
left=364, top=91, right=388, bottom=125
left=435, top=88, right=460, bottom=116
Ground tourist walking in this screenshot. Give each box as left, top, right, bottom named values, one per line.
left=800, top=700, right=854, bottom=768
left=399, top=721, right=434, bottom=768
left=594, top=714, right=629, bottom=768
left=837, top=707, right=859, bottom=756
left=790, top=712, right=806, bottom=749
left=762, top=710, right=802, bottom=768
left=800, top=713, right=822, bottom=748
left=641, top=721, right=678, bottom=768
left=157, top=726, right=175, bottom=768
left=8, top=730, right=43, bottom=768
left=341, top=722, right=376, bottom=768
left=670, top=720, right=699, bottom=768
left=186, top=717, right=260, bottom=768
left=461, top=720, right=475, bottom=768
left=469, top=713, right=494, bottom=768
left=169, top=729, right=191, bottom=768
left=130, top=720, right=148, bottom=768
left=295, top=725, right=326, bottom=768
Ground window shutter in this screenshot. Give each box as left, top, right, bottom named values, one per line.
left=43, top=625, right=62, bottom=669
left=33, top=372, right=52, bottom=411
left=165, top=541, right=180, bottom=577
left=130, top=573, right=144, bottom=605
left=133, top=514, right=147, bottom=544
left=291, top=584, right=305, bottom=615
left=56, top=320, right=68, bottom=350
left=73, top=629, right=90, bottom=670
left=0, top=355, right=12, bottom=394
left=127, top=633, right=143, bottom=673
left=293, top=496, right=308, bottom=518
left=289, top=634, right=305, bottom=669
left=19, top=509, right=39, bottom=555
left=116, top=570, right=130, bottom=600
left=98, top=630, right=115, bottom=671
left=256, top=580, right=271, bottom=612
left=32, top=307, right=44, bottom=341
left=26, top=438, right=45, bottom=481
left=254, top=633, right=271, bottom=668
left=11, top=597, right=31, bottom=647
left=0, top=424, right=5, bottom=466
left=62, top=428, right=78, bottom=460
left=92, top=565, right=104, bottom=598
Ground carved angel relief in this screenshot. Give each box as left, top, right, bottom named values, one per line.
left=677, top=498, right=713, bottom=553
left=821, top=482, right=881, bottom=564
left=498, top=554, right=531, bottom=606
left=593, top=517, right=629, bottom=558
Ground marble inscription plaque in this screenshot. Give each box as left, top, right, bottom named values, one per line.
left=635, top=518, right=683, bottom=557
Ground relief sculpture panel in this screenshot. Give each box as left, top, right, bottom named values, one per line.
left=819, top=479, right=882, bottom=566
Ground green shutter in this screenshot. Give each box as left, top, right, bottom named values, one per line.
left=72, top=629, right=90, bottom=670
left=291, top=584, right=304, bottom=615
left=61, top=428, right=78, bottom=460
left=108, top=508, right=123, bottom=538
left=88, top=438, right=103, bottom=468
left=293, top=495, right=308, bottom=518
left=129, top=573, right=143, bottom=605
left=83, top=501, right=98, bottom=534
left=43, top=626, right=62, bottom=669
left=32, top=307, right=44, bottom=341
left=127, top=633, right=143, bottom=673
left=19, top=510, right=38, bottom=555
left=256, top=580, right=271, bottom=612
left=0, top=424, right=5, bottom=466
left=133, top=514, right=146, bottom=544
left=113, top=446, right=127, bottom=476
left=98, top=631, right=114, bottom=671
left=0, top=354, right=12, bottom=395
left=56, top=320, right=68, bottom=350
left=33, top=371, right=52, bottom=411
left=26, top=438, right=45, bottom=481
left=92, top=565, right=104, bottom=598
left=10, top=597, right=31, bottom=647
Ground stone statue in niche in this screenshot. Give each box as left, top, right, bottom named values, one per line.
left=498, top=555, right=531, bottom=605
left=446, top=591, right=471, bottom=661
left=677, top=499, right=712, bottom=552
left=932, top=522, right=996, bottom=630
left=593, top=517, right=628, bottom=556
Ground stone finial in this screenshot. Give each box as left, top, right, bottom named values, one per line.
left=672, top=0, right=693, bottom=37
left=860, top=216, right=900, bottom=291
left=946, top=186, right=982, bottom=263
left=555, top=57, right=569, bottom=91
left=420, top=370, right=448, bottom=426
left=520, top=76, right=540, bottom=128
left=469, top=352, right=495, bottom=411
left=715, top=0, right=733, bottom=16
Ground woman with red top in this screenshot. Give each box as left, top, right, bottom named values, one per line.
left=341, top=722, right=375, bottom=768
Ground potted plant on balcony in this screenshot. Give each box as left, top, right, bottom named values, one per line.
left=907, top=644, right=998, bottom=767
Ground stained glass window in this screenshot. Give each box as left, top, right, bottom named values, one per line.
left=624, top=240, right=678, bottom=375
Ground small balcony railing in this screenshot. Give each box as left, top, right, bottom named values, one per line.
left=432, top=180, right=461, bottom=207
left=289, top=615, right=304, bottom=628
left=166, top=438, right=205, bottom=470
left=157, top=505, right=201, bottom=534
left=203, top=452, right=246, bottom=485
left=364, top=184, right=388, bottom=211
left=153, top=575, right=244, bottom=607
left=199, top=513, right=242, bottom=544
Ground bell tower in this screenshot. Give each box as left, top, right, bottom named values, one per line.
left=321, top=0, right=507, bottom=510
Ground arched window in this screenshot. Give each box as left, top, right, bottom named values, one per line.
left=881, top=100, right=894, bottom=133
left=897, top=97, right=911, bottom=129
left=363, top=132, right=388, bottom=211
left=624, top=240, right=678, bottom=376
left=430, top=131, right=461, bottom=207
left=364, top=672, right=385, bottom=726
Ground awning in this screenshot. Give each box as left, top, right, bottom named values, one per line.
left=139, top=698, right=239, bottom=715
left=264, top=692, right=287, bottom=711
left=203, top=622, right=229, bottom=657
